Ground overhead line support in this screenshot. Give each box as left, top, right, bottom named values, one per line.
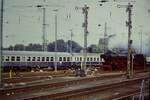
left=126, top=3, right=133, bottom=79
left=82, top=5, right=89, bottom=74
left=117, top=3, right=133, bottom=79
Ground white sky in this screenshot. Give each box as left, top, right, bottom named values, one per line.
left=2, top=0, right=150, bottom=53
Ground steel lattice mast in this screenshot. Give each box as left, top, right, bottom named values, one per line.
left=117, top=2, right=133, bottom=78
left=82, top=5, right=89, bottom=73
left=126, top=3, right=133, bottom=78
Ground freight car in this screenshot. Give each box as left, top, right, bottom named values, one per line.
left=2, top=50, right=102, bottom=71
left=100, top=51, right=146, bottom=71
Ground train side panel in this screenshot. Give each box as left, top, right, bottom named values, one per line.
left=2, top=51, right=102, bottom=71
left=101, top=53, right=146, bottom=71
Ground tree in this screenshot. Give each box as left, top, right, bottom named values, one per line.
left=32, top=44, right=42, bottom=51
left=4, top=45, right=14, bottom=50
left=8, top=45, right=14, bottom=50
left=88, top=44, right=101, bottom=53
left=4, top=39, right=83, bottom=52
left=69, top=40, right=82, bottom=53
left=48, top=39, right=83, bottom=52
left=47, top=42, right=55, bottom=52
left=26, top=43, right=42, bottom=51
left=48, top=39, right=66, bottom=52
left=57, top=39, right=67, bottom=52
left=14, top=44, right=25, bottom=51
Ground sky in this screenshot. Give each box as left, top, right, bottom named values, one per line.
left=2, top=0, right=150, bottom=54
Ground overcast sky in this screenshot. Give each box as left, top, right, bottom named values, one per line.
left=2, top=0, right=150, bottom=53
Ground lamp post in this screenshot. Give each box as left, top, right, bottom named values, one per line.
left=53, top=9, right=58, bottom=72
left=69, top=29, right=73, bottom=54
left=0, top=0, right=4, bottom=87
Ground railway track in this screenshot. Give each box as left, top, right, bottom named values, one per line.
left=2, top=70, right=73, bottom=83
left=0, top=72, right=123, bottom=95
left=0, top=72, right=149, bottom=100
left=3, top=68, right=149, bottom=84
left=112, top=89, right=149, bottom=100
left=22, top=76, right=149, bottom=100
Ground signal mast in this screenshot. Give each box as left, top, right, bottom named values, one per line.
left=75, top=5, right=89, bottom=76
left=117, top=3, right=133, bottom=79
left=99, top=0, right=135, bottom=78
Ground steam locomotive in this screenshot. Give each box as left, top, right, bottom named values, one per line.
left=100, top=51, right=146, bottom=71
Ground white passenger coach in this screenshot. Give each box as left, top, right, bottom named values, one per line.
left=2, top=51, right=102, bottom=71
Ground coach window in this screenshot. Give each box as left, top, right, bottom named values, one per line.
left=67, top=57, right=70, bottom=61
left=32, top=57, right=36, bottom=61
left=11, top=56, right=15, bottom=61
left=90, top=57, right=93, bottom=61
left=37, top=57, right=40, bottom=61
left=94, top=57, right=96, bottom=61
left=97, top=58, right=99, bottom=61
left=87, top=57, right=89, bottom=62
left=50, top=57, right=54, bottom=61
left=42, top=57, right=45, bottom=61
left=63, top=57, right=66, bottom=61
left=27, top=57, right=31, bottom=61
left=59, top=57, right=62, bottom=61
left=80, top=57, right=82, bottom=61
left=16, top=56, right=20, bottom=61
left=5, top=56, right=9, bottom=61
left=77, top=57, right=79, bottom=61
left=46, top=57, right=49, bottom=61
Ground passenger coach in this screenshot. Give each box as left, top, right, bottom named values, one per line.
left=2, top=51, right=102, bottom=71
